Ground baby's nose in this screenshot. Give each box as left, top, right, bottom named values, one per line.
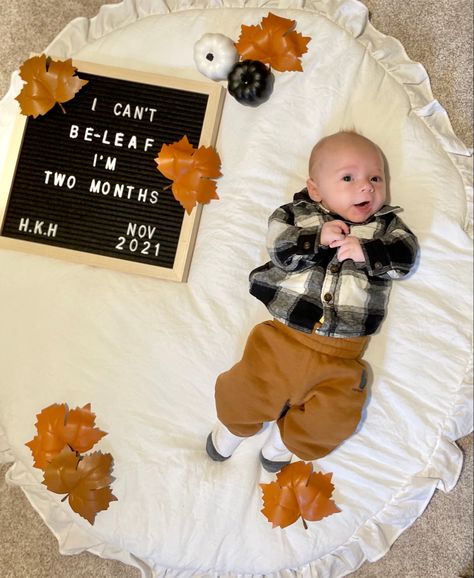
left=360, top=180, right=374, bottom=193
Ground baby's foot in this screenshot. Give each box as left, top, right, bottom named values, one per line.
left=206, top=422, right=247, bottom=461
left=259, top=423, right=293, bottom=472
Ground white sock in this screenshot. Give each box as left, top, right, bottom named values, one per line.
left=212, top=422, right=247, bottom=458
left=261, top=422, right=293, bottom=462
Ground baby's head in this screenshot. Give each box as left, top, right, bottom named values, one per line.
left=306, top=131, right=387, bottom=223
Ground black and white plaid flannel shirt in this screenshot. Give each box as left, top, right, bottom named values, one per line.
left=249, top=189, right=419, bottom=337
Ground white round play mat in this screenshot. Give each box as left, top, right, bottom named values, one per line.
left=0, top=1, right=472, bottom=577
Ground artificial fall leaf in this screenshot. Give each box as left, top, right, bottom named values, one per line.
left=235, top=12, right=311, bottom=72
left=25, top=404, right=68, bottom=469
left=15, top=54, right=88, bottom=118
left=25, top=403, right=107, bottom=470
left=61, top=403, right=107, bottom=454
left=260, top=461, right=340, bottom=529
left=43, top=446, right=117, bottom=524
left=155, top=135, right=222, bottom=214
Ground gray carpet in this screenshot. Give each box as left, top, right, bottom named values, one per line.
left=0, top=1, right=472, bottom=577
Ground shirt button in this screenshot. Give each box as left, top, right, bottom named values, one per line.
left=303, top=241, right=312, bottom=250
left=374, top=261, right=383, bottom=271
left=323, top=292, right=333, bottom=303
left=330, top=264, right=339, bottom=274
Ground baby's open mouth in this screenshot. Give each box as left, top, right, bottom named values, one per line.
left=354, top=201, right=370, bottom=207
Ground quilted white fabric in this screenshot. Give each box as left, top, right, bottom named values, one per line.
left=0, top=1, right=472, bottom=576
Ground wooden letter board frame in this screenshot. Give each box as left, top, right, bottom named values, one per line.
left=0, top=61, right=225, bottom=282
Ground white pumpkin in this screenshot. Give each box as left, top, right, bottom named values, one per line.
left=193, top=33, right=239, bottom=81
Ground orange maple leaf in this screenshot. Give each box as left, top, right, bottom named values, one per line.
left=25, top=404, right=68, bottom=469
left=25, top=403, right=107, bottom=469
left=155, top=135, right=222, bottom=215
left=43, top=446, right=117, bottom=524
left=235, top=13, right=311, bottom=72
left=260, top=461, right=341, bottom=529
left=15, top=54, right=88, bottom=118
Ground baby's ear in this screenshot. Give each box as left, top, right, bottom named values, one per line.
left=306, top=178, right=322, bottom=202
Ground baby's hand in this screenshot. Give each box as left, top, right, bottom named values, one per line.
left=332, top=236, right=365, bottom=263
left=320, top=220, right=350, bottom=247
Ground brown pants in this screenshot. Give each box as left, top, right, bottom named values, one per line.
left=215, top=319, right=369, bottom=461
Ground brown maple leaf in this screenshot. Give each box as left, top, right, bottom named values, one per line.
left=235, top=12, right=311, bottom=72
left=61, top=403, right=107, bottom=454
left=25, top=403, right=107, bottom=470
left=155, top=135, right=222, bottom=214
left=260, top=461, right=341, bottom=529
left=43, top=446, right=117, bottom=524
left=15, top=54, right=88, bottom=118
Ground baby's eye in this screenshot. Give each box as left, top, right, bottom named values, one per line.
left=342, top=175, right=352, bottom=182
left=371, top=176, right=382, bottom=182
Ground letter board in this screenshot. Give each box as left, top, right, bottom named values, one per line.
left=0, top=61, right=225, bottom=281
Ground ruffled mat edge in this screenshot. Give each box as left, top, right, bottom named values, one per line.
left=1, top=1, right=473, bottom=577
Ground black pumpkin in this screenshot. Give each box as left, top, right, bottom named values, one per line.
left=227, top=60, right=274, bottom=106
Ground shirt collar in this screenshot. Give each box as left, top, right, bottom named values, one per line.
left=294, top=189, right=401, bottom=222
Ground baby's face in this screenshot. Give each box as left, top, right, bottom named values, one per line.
left=307, top=135, right=387, bottom=223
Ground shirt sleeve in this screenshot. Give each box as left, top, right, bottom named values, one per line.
left=361, top=214, right=419, bottom=279
left=266, top=203, right=331, bottom=272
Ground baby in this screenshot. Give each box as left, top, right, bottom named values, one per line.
left=206, top=131, right=418, bottom=472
